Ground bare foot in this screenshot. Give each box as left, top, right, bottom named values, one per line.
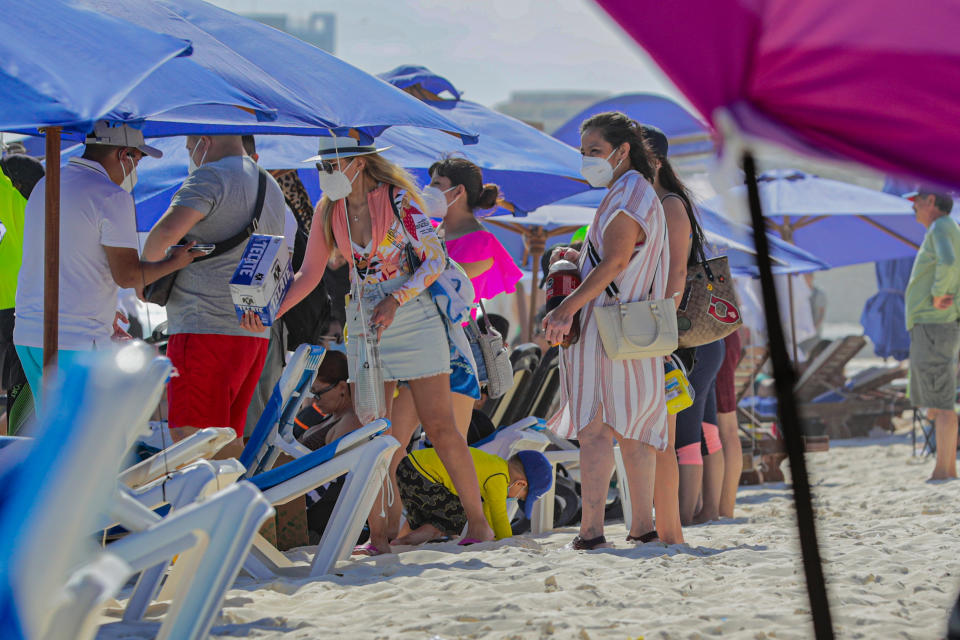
left=928, top=471, right=958, bottom=482
left=693, top=509, right=719, bottom=525
left=391, top=524, right=444, bottom=546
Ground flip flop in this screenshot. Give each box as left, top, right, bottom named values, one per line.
left=567, top=535, right=613, bottom=550
left=458, top=538, right=483, bottom=546
left=352, top=543, right=385, bottom=556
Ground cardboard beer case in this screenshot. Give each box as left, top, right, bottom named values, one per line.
left=229, top=234, right=293, bottom=326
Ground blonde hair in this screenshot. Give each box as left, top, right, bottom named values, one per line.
left=318, top=153, right=425, bottom=249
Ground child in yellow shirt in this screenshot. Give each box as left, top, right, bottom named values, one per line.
left=392, top=447, right=552, bottom=545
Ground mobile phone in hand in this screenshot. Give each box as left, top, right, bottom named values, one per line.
left=170, top=243, right=216, bottom=255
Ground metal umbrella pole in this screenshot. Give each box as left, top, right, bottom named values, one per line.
left=743, top=150, right=834, bottom=639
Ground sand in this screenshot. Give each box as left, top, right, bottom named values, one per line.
left=100, top=432, right=959, bottom=640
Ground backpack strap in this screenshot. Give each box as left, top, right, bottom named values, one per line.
left=193, top=166, right=268, bottom=261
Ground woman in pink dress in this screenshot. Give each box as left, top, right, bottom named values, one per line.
left=543, top=112, right=669, bottom=550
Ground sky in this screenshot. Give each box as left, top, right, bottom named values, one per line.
left=205, top=0, right=689, bottom=111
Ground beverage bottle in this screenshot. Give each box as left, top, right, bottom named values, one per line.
left=664, top=358, right=695, bottom=415
left=353, top=320, right=386, bottom=425
left=544, top=258, right=582, bottom=346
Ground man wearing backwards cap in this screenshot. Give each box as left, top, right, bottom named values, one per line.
left=13, top=121, right=196, bottom=407
left=905, top=188, right=960, bottom=481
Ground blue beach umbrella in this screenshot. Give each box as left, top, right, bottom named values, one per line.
left=552, top=93, right=714, bottom=160
left=130, top=63, right=592, bottom=229
left=859, top=178, right=929, bottom=361
left=80, top=0, right=477, bottom=142
left=703, top=170, right=919, bottom=268
left=0, top=0, right=192, bottom=132
left=487, top=189, right=829, bottom=277
left=376, top=66, right=589, bottom=214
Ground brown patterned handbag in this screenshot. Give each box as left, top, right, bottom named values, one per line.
left=676, top=254, right=743, bottom=348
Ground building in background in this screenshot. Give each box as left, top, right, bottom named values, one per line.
left=245, top=12, right=336, bottom=53
left=495, top=90, right=609, bottom=133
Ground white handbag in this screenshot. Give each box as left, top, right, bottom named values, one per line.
left=586, top=227, right=678, bottom=361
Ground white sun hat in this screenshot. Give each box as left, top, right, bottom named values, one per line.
left=303, top=133, right=391, bottom=164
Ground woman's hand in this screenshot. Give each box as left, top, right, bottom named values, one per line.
left=542, top=298, right=577, bottom=346
left=370, top=295, right=400, bottom=342
left=240, top=311, right=266, bottom=333
left=549, top=246, right=580, bottom=266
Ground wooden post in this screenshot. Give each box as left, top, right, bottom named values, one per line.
left=523, top=226, right=547, bottom=343
left=42, top=127, right=61, bottom=387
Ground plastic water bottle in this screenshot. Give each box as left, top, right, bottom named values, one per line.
left=353, top=326, right=386, bottom=424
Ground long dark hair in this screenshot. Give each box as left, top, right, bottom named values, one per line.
left=640, top=125, right=706, bottom=261
left=579, top=111, right=656, bottom=183
left=428, top=156, right=500, bottom=212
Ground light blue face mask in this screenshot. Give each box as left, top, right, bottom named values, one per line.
left=506, top=497, right=520, bottom=515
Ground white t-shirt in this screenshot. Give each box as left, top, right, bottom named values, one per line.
left=14, top=157, right=138, bottom=350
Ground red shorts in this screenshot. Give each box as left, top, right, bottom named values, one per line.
left=715, top=329, right=743, bottom=414
left=167, top=333, right=269, bottom=438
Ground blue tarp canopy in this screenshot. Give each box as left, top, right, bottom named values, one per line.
left=703, top=170, right=920, bottom=268
left=0, top=0, right=193, bottom=132
left=487, top=188, right=829, bottom=277
left=77, top=1, right=478, bottom=142
left=552, top=93, right=714, bottom=158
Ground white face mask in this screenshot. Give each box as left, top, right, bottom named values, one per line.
left=318, top=158, right=357, bottom=202
left=421, top=185, right=457, bottom=218
left=187, top=139, right=208, bottom=175
left=580, top=145, right=623, bottom=188
left=119, top=153, right=137, bottom=192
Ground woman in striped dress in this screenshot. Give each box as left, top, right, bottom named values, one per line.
left=543, top=112, right=669, bottom=550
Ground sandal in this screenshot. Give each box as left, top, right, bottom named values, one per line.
left=570, top=534, right=610, bottom=550
left=626, top=530, right=659, bottom=544
left=352, top=543, right=386, bottom=556
left=458, top=537, right=483, bottom=546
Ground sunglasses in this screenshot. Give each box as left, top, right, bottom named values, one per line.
left=315, top=160, right=336, bottom=174
left=311, top=382, right=339, bottom=397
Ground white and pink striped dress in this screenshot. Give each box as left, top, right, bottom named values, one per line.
left=547, top=170, right=670, bottom=450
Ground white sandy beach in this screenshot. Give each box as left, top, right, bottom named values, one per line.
left=100, top=432, right=958, bottom=640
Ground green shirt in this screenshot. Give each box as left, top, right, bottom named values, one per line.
left=905, top=215, right=960, bottom=330
left=0, top=172, right=26, bottom=310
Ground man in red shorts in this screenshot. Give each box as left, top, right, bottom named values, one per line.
left=143, top=134, right=286, bottom=440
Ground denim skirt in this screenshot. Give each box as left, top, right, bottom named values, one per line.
left=346, top=277, right=451, bottom=382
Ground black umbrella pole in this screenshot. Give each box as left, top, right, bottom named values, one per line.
left=743, top=151, right=834, bottom=639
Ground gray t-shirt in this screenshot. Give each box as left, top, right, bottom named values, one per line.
left=167, top=155, right=285, bottom=338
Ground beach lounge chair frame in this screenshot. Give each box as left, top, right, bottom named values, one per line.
left=0, top=345, right=273, bottom=640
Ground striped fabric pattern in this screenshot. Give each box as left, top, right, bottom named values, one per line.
left=547, top=170, right=670, bottom=449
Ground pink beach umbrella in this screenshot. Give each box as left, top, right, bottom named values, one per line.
left=595, top=0, right=960, bottom=189
left=592, top=2, right=960, bottom=638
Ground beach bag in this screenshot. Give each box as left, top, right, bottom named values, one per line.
left=468, top=300, right=514, bottom=399
left=586, top=227, right=678, bottom=361
left=143, top=168, right=268, bottom=306
left=676, top=246, right=742, bottom=348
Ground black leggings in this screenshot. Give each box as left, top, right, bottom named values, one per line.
left=676, top=339, right=725, bottom=456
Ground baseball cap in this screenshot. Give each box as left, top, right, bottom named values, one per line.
left=85, top=121, right=162, bottom=158
left=516, top=450, right=553, bottom=520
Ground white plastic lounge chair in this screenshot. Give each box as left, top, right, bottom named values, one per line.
left=0, top=344, right=274, bottom=640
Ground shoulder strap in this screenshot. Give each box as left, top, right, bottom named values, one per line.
left=661, top=192, right=707, bottom=265
left=194, top=166, right=268, bottom=262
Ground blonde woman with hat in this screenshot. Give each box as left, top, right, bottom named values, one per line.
left=243, top=135, right=495, bottom=554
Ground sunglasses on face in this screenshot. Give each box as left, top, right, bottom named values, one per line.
left=311, top=382, right=338, bottom=397
left=316, top=161, right=336, bottom=174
